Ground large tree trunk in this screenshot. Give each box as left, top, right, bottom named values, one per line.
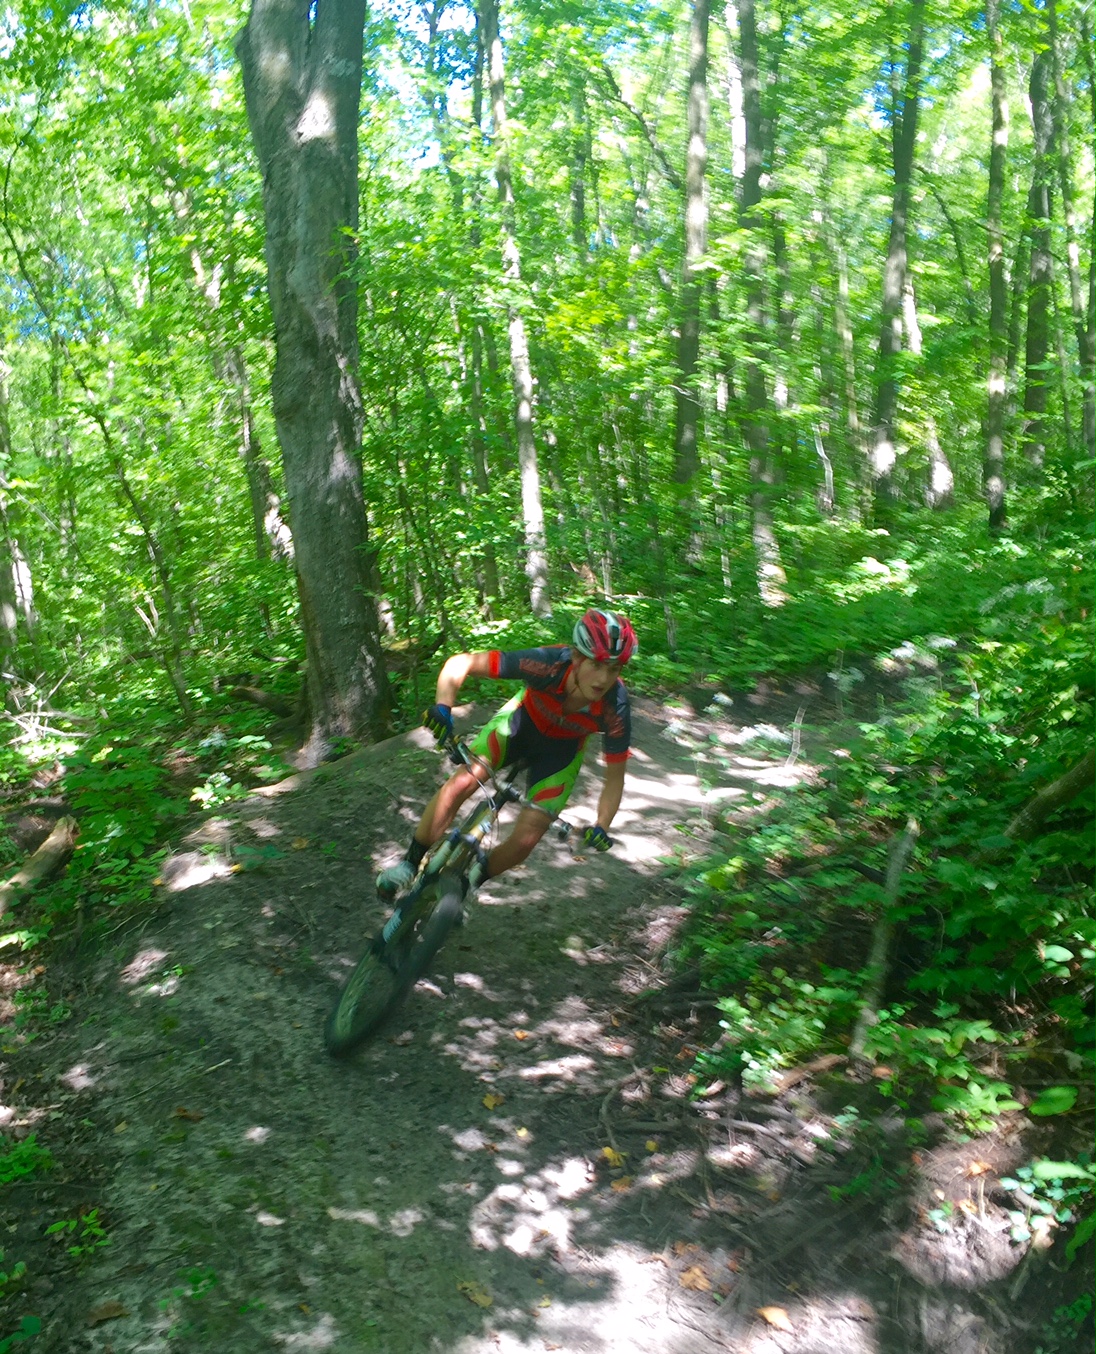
left=984, top=0, right=1009, bottom=534
left=1047, top=0, right=1094, bottom=462
left=1019, top=47, right=1054, bottom=471
left=236, top=0, right=389, bottom=760
left=735, top=0, right=787, bottom=607
left=481, top=0, right=550, bottom=617
left=869, top=0, right=925, bottom=513
left=671, top=0, right=710, bottom=489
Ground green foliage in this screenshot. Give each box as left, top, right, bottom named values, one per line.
left=44, top=1208, right=109, bottom=1263
left=0, top=1316, right=41, bottom=1352
left=999, top=1159, right=1095, bottom=1250
left=678, top=523, right=1093, bottom=1130
left=1035, top=1296, right=1095, bottom=1354
left=0, top=1136, right=52, bottom=1186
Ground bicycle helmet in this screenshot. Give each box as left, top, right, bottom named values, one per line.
left=572, top=609, right=638, bottom=665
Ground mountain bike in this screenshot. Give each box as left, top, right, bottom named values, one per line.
left=324, top=737, right=573, bottom=1056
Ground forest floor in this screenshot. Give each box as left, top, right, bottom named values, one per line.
left=0, top=689, right=1068, bottom=1354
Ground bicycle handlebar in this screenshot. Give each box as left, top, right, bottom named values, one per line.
left=442, top=735, right=574, bottom=842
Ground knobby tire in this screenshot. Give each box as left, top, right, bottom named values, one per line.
left=323, top=875, right=464, bottom=1057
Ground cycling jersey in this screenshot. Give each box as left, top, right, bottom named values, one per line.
left=486, top=645, right=631, bottom=763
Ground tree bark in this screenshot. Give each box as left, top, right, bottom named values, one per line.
left=1047, top=0, right=1094, bottom=461
left=427, top=6, right=500, bottom=608
left=570, top=77, right=589, bottom=252
left=0, top=816, right=78, bottom=922
left=984, top=0, right=1009, bottom=533
left=1019, top=47, right=1054, bottom=471
left=869, top=0, right=925, bottom=513
left=735, top=0, right=787, bottom=607
left=1005, top=749, right=1095, bottom=844
left=671, top=0, right=710, bottom=488
left=480, top=0, right=550, bottom=617
left=901, top=280, right=953, bottom=508
left=236, top=0, right=390, bottom=759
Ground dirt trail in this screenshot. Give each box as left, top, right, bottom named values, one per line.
left=4, top=695, right=1046, bottom=1353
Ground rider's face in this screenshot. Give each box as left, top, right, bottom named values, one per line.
left=574, top=656, right=623, bottom=701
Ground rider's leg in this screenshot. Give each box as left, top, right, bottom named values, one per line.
left=483, top=805, right=553, bottom=878
left=413, top=762, right=489, bottom=848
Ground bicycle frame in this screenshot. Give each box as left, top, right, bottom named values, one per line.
left=377, top=739, right=573, bottom=956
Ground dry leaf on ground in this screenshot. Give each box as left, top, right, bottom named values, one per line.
left=672, top=1241, right=698, bottom=1257
left=758, top=1306, right=794, bottom=1333
left=292, top=837, right=309, bottom=849
left=610, top=1176, right=633, bottom=1191
left=513, top=1029, right=530, bottom=1041
left=482, top=1093, right=504, bottom=1111
left=174, top=1107, right=203, bottom=1122
left=679, top=1266, right=712, bottom=1292
left=87, top=1301, right=129, bottom=1326
left=457, top=1281, right=493, bottom=1308
left=964, top=1160, right=993, bottom=1177
left=600, top=1146, right=626, bottom=1168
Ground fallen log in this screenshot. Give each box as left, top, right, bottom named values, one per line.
left=228, top=686, right=294, bottom=718
left=0, top=815, right=78, bottom=921
left=1004, top=748, right=1094, bottom=844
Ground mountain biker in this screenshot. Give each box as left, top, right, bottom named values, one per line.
left=376, top=609, right=638, bottom=897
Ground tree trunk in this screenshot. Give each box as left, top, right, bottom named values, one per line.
left=0, top=361, right=18, bottom=692
left=671, top=0, right=710, bottom=489
left=1019, top=47, right=1053, bottom=471
left=1047, top=0, right=1094, bottom=462
left=427, top=6, right=500, bottom=608
left=735, top=0, right=787, bottom=607
left=225, top=345, right=293, bottom=563
left=570, top=77, right=589, bottom=252
left=869, top=0, right=926, bottom=513
left=901, top=282, right=952, bottom=508
left=236, top=0, right=390, bottom=760
left=480, top=0, right=550, bottom=617
left=984, top=0, right=1009, bottom=533
left=1005, top=748, right=1095, bottom=843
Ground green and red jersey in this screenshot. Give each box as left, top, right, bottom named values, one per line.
left=486, top=645, right=631, bottom=763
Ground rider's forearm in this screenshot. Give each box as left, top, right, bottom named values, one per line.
left=597, top=762, right=626, bottom=831
left=435, top=651, right=493, bottom=707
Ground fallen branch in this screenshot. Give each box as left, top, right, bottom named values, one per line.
left=0, top=815, right=78, bottom=921
left=849, top=817, right=920, bottom=1064
left=1004, top=748, right=1094, bottom=844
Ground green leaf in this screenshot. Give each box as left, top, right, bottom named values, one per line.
left=1042, top=945, right=1074, bottom=964
left=1030, top=1159, right=1095, bottom=1182
left=1065, top=1213, right=1095, bottom=1264
left=1029, top=1086, right=1078, bottom=1117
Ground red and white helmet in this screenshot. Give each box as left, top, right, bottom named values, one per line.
left=572, top=609, right=638, bottom=665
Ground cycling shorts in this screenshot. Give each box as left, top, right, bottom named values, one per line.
left=468, top=692, right=585, bottom=814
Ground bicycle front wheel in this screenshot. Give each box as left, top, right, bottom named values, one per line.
left=399, top=877, right=464, bottom=986
left=324, top=944, right=403, bottom=1057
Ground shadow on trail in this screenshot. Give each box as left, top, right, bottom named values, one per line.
left=8, top=701, right=1050, bottom=1354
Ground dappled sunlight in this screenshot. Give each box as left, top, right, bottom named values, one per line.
left=60, top=1061, right=96, bottom=1091
left=119, top=947, right=169, bottom=985
left=733, top=1293, right=881, bottom=1354
left=272, top=1312, right=339, bottom=1351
